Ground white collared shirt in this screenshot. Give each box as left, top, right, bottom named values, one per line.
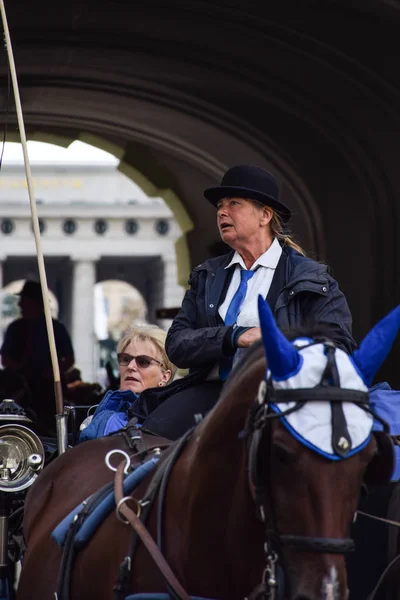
left=218, top=237, right=282, bottom=327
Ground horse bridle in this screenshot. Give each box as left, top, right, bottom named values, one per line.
left=245, top=340, right=388, bottom=600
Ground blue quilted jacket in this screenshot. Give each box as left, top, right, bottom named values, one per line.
left=78, top=389, right=139, bottom=442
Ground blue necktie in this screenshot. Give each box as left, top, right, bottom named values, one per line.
left=220, top=269, right=255, bottom=380
left=225, top=269, right=255, bottom=325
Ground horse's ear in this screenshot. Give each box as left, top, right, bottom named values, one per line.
left=258, top=295, right=301, bottom=380
left=352, top=305, right=400, bottom=386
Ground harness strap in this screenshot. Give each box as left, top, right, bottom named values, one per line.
left=357, top=510, right=400, bottom=529
left=246, top=582, right=270, bottom=600
left=355, top=507, right=400, bottom=597
left=367, top=553, right=400, bottom=600
left=114, top=461, right=191, bottom=600
left=113, top=429, right=194, bottom=600
left=56, top=476, right=122, bottom=600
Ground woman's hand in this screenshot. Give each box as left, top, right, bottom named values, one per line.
left=237, top=327, right=262, bottom=348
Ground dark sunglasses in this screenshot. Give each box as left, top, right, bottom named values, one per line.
left=117, top=353, right=164, bottom=369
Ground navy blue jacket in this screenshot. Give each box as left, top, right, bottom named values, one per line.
left=166, top=244, right=356, bottom=372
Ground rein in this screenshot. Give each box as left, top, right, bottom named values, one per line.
left=114, top=461, right=190, bottom=600
left=355, top=509, right=400, bottom=600
left=112, top=428, right=193, bottom=600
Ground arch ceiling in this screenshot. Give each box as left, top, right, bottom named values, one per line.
left=1, top=0, right=400, bottom=382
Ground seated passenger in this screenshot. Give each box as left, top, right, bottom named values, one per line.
left=79, top=325, right=176, bottom=442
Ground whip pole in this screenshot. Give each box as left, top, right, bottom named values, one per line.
left=0, top=0, right=68, bottom=454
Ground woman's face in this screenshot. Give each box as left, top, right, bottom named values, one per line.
left=119, top=339, right=171, bottom=394
left=216, top=197, right=272, bottom=249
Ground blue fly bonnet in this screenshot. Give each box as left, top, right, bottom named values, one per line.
left=269, top=339, right=372, bottom=460
left=257, top=297, right=400, bottom=461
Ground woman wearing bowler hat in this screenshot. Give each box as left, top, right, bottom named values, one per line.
left=163, top=164, right=355, bottom=409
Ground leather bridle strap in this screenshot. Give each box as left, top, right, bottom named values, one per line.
left=114, top=461, right=191, bottom=600
left=247, top=372, right=366, bottom=557
left=269, top=387, right=369, bottom=404
left=280, top=534, right=355, bottom=553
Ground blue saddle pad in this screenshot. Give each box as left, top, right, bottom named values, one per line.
left=52, top=456, right=159, bottom=550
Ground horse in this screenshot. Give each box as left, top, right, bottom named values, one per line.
left=16, top=298, right=400, bottom=600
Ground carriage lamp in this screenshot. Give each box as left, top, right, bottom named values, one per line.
left=0, top=399, right=44, bottom=492
left=0, top=425, right=44, bottom=492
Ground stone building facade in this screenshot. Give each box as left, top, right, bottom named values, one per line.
left=0, top=156, right=184, bottom=381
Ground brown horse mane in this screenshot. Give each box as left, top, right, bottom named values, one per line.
left=192, top=344, right=265, bottom=455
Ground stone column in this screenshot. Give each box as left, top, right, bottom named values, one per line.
left=0, top=260, right=3, bottom=349
left=71, top=259, right=97, bottom=382
left=163, top=257, right=184, bottom=307
left=159, top=256, right=184, bottom=329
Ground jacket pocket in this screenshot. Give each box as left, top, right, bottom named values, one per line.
left=276, top=280, right=329, bottom=309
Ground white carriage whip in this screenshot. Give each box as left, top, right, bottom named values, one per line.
left=0, top=0, right=68, bottom=454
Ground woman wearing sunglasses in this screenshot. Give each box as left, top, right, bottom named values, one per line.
left=79, top=325, right=176, bottom=442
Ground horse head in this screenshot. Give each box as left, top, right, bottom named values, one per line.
left=245, top=298, right=399, bottom=600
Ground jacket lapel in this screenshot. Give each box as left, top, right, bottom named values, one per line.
left=206, top=252, right=235, bottom=326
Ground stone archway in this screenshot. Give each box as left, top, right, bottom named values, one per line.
left=2, top=0, right=400, bottom=383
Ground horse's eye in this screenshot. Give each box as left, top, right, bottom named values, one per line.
left=272, top=443, right=296, bottom=465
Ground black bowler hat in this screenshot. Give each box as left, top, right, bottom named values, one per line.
left=204, top=165, right=291, bottom=222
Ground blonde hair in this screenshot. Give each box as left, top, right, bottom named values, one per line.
left=117, top=325, right=177, bottom=379
left=251, top=199, right=306, bottom=256
left=270, top=211, right=306, bottom=256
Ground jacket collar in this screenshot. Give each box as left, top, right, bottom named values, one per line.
left=224, top=237, right=282, bottom=271
left=194, top=244, right=328, bottom=287
left=193, top=251, right=235, bottom=274
left=282, top=246, right=329, bottom=286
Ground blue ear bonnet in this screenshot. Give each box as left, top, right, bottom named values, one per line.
left=257, top=297, right=400, bottom=388
left=268, top=341, right=372, bottom=460
left=257, top=297, right=400, bottom=460
left=352, top=305, right=400, bottom=385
